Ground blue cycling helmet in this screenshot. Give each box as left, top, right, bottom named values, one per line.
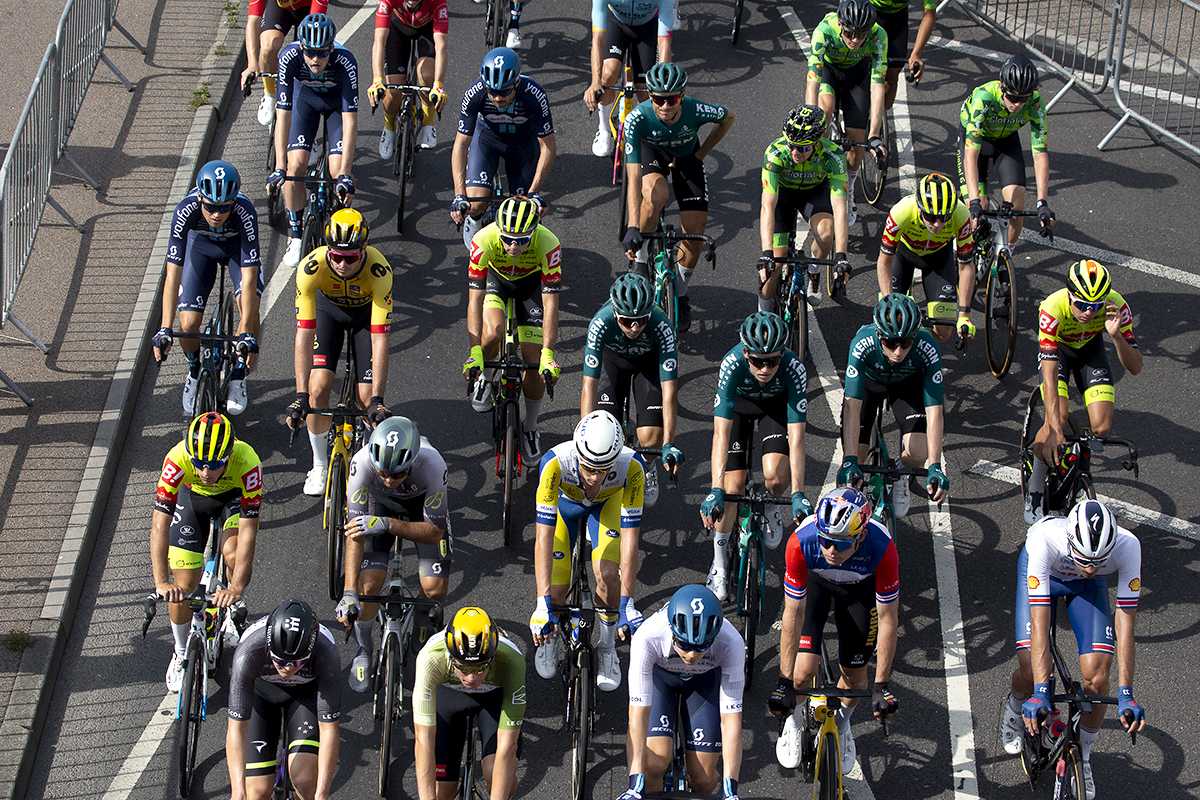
left=668, top=585, right=723, bottom=649
left=196, top=160, right=240, bottom=205
left=481, top=47, right=521, bottom=91
left=297, top=13, right=336, bottom=50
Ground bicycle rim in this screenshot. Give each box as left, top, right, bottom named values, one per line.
left=265, top=132, right=279, bottom=228
left=825, top=258, right=840, bottom=300
left=397, top=102, right=413, bottom=234
left=731, top=0, right=745, bottom=44
left=570, top=653, right=592, bottom=800
left=326, top=457, right=347, bottom=601
left=862, top=124, right=888, bottom=206
left=1073, top=472, right=1097, bottom=505
left=300, top=212, right=321, bottom=260
left=503, top=401, right=518, bottom=547
left=378, top=636, right=400, bottom=796
left=743, top=539, right=761, bottom=688
left=817, top=730, right=841, bottom=800
left=176, top=644, right=204, bottom=797
left=984, top=250, right=1017, bottom=379
left=218, top=292, right=235, bottom=407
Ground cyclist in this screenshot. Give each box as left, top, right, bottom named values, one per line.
left=770, top=487, right=900, bottom=774
left=153, top=160, right=262, bottom=416
left=266, top=13, right=360, bottom=269
left=583, top=0, right=675, bottom=158
left=449, top=47, right=556, bottom=250
left=837, top=293, right=949, bottom=518
left=959, top=53, right=1055, bottom=252
left=700, top=312, right=810, bottom=602
left=621, top=62, right=734, bottom=333
left=462, top=195, right=561, bottom=463
left=241, top=0, right=330, bottom=126
left=757, top=105, right=850, bottom=310
left=413, top=607, right=525, bottom=800
left=869, top=0, right=937, bottom=109
left=876, top=173, right=975, bottom=343
left=580, top=273, right=683, bottom=508
left=530, top=411, right=645, bottom=693
left=998, top=500, right=1146, bottom=800
left=226, top=600, right=341, bottom=800
left=806, top=0, right=889, bottom=226
left=619, top=584, right=744, bottom=800
left=151, top=412, right=261, bottom=692
left=286, top=209, right=393, bottom=496
left=370, top=0, right=449, bottom=156
left=1025, top=260, right=1141, bottom=523
left=336, top=416, right=451, bottom=692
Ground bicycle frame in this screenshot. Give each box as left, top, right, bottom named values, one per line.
left=641, top=227, right=717, bottom=335
left=858, top=399, right=927, bottom=536
left=769, top=253, right=837, bottom=361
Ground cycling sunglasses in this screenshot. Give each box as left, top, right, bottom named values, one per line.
left=579, top=461, right=610, bottom=475
left=202, top=202, right=233, bottom=214
left=651, top=94, right=681, bottom=107
left=1070, top=548, right=1108, bottom=569
left=920, top=210, right=954, bottom=225
left=486, top=87, right=517, bottom=101
left=745, top=352, right=782, bottom=369
left=271, top=655, right=309, bottom=669
left=190, top=457, right=229, bottom=471
left=818, top=533, right=858, bottom=552
left=880, top=336, right=914, bottom=350
left=1003, top=91, right=1032, bottom=104
left=303, top=48, right=331, bottom=59
left=787, top=142, right=815, bottom=154
left=454, top=662, right=491, bottom=675
left=844, top=28, right=871, bottom=40
left=673, top=638, right=712, bottom=654
left=1070, top=296, right=1105, bottom=313
left=329, top=250, right=362, bottom=265
left=616, top=314, right=650, bottom=328
left=500, top=234, right=533, bottom=248
left=374, top=466, right=410, bottom=482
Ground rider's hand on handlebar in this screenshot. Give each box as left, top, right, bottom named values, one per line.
left=450, top=194, right=471, bottom=225
left=267, top=168, right=286, bottom=191
left=429, top=82, right=448, bottom=113
left=622, top=226, right=645, bottom=259
left=872, top=681, right=899, bottom=719
left=1022, top=683, right=1051, bottom=735
left=155, top=582, right=186, bottom=604
left=335, top=590, right=361, bottom=627
left=837, top=456, right=863, bottom=487
left=286, top=392, right=310, bottom=430
left=618, top=596, right=643, bottom=640
left=529, top=595, right=557, bottom=646
left=907, top=57, right=924, bottom=83
left=368, top=396, right=391, bottom=426
left=368, top=81, right=386, bottom=108
left=1036, top=199, right=1055, bottom=237
left=616, top=775, right=646, bottom=800
left=1117, top=686, right=1147, bottom=732
left=152, top=327, right=173, bottom=363
left=700, top=487, right=725, bottom=528
left=539, top=348, right=560, bottom=385
left=792, top=490, right=813, bottom=523
left=768, top=675, right=797, bottom=718
left=662, top=443, right=684, bottom=477
left=926, top=462, right=949, bottom=503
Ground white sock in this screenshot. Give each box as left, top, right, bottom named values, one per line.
left=355, top=621, right=374, bottom=653
left=1080, top=723, right=1100, bottom=761
left=679, top=267, right=694, bottom=295
left=597, top=615, right=617, bottom=649
left=598, top=103, right=613, bottom=132
left=309, top=431, right=329, bottom=472
left=835, top=702, right=856, bottom=733
left=712, top=529, right=729, bottom=567
left=525, top=396, right=542, bottom=430
left=172, top=622, right=190, bottom=654
left=1008, top=692, right=1024, bottom=713
left=1006, top=239, right=1019, bottom=255
left=1029, top=458, right=1049, bottom=495
left=636, top=241, right=649, bottom=264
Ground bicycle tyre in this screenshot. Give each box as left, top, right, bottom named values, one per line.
left=265, top=129, right=280, bottom=228
left=984, top=249, right=1018, bottom=379
left=731, top=0, right=745, bottom=44
left=396, top=100, right=415, bottom=234
left=1072, top=472, right=1097, bottom=506
left=738, top=536, right=761, bottom=688
left=326, top=456, right=347, bottom=601
left=1018, top=388, right=1040, bottom=503
left=502, top=400, right=518, bottom=548
left=378, top=634, right=400, bottom=796
left=218, top=290, right=236, bottom=409
left=176, top=641, right=204, bottom=797
left=817, top=729, right=840, bottom=800
left=1065, top=745, right=1086, bottom=799
left=659, top=268, right=677, bottom=336
left=570, top=651, right=592, bottom=800
left=861, top=122, right=888, bottom=207
left=300, top=211, right=323, bottom=262
left=616, top=147, right=628, bottom=242
left=825, top=257, right=841, bottom=301
left=783, top=265, right=809, bottom=363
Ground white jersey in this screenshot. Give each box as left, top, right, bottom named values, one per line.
left=627, top=606, right=745, bottom=714
left=1024, top=516, right=1141, bottom=611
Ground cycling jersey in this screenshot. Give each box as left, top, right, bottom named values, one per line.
left=960, top=80, right=1046, bottom=154
left=583, top=303, right=677, bottom=383
left=166, top=191, right=261, bottom=270
left=468, top=224, right=562, bottom=289
left=807, top=13, right=887, bottom=83
left=375, top=0, right=448, bottom=32
left=761, top=136, right=848, bottom=196
left=627, top=606, right=745, bottom=714
left=295, top=245, right=393, bottom=334
left=784, top=517, right=900, bottom=603
left=458, top=77, right=554, bottom=139
left=880, top=195, right=973, bottom=260
left=713, top=344, right=808, bottom=425
left=1037, top=288, right=1136, bottom=359
left=535, top=441, right=644, bottom=528
left=347, top=438, right=448, bottom=527
left=276, top=42, right=360, bottom=114
left=623, top=96, right=729, bottom=161
left=227, top=617, right=342, bottom=722
left=154, top=440, right=263, bottom=518
left=248, top=0, right=328, bottom=15
left=1023, top=516, right=1140, bottom=611
left=870, top=0, right=936, bottom=13
left=591, top=0, right=674, bottom=36
left=413, top=635, right=527, bottom=729
left=844, top=324, right=943, bottom=403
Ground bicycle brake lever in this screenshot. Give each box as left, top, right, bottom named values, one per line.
left=881, top=715, right=889, bottom=737
left=543, top=370, right=555, bottom=401
left=242, top=72, right=255, bottom=98
left=142, top=595, right=158, bottom=639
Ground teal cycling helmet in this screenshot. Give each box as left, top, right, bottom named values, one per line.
left=668, top=585, right=723, bottom=649
left=873, top=293, right=922, bottom=341
left=297, top=13, right=336, bottom=50
left=645, top=62, right=687, bottom=95
left=739, top=311, right=789, bottom=354
left=609, top=274, right=654, bottom=317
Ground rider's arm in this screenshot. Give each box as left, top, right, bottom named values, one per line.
left=624, top=161, right=645, bottom=229
left=160, top=262, right=183, bottom=331
left=924, top=402, right=944, bottom=467
left=339, top=110, right=358, bottom=178
left=779, top=590, right=805, bottom=684
left=1107, top=297, right=1142, bottom=376
left=432, top=31, right=449, bottom=88
left=626, top=704, right=651, bottom=775
left=868, top=79, right=886, bottom=140
left=490, top=728, right=520, bottom=800
left=759, top=187, right=779, bottom=252
left=314, top=720, right=339, bottom=800
left=243, top=7, right=263, bottom=86
left=225, top=514, right=259, bottom=600
left=841, top=396, right=864, bottom=463
left=540, top=289, right=560, bottom=353
left=588, top=26, right=607, bottom=101
left=909, top=6, right=937, bottom=77
left=533, top=459, right=562, bottom=597
left=1115, top=606, right=1138, bottom=689
left=661, top=378, right=679, bottom=446
left=828, top=151, right=850, bottom=254
left=805, top=26, right=826, bottom=106
left=619, top=470, right=644, bottom=600
left=874, top=596, right=899, bottom=685
left=876, top=249, right=895, bottom=298
left=710, top=415, right=733, bottom=493
left=225, top=718, right=250, bottom=800
left=150, top=509, right=175, bottom=595
left=1027, top=603, right=1053, bottom=686
left=529, top=133, right=557, bottom=195
left=787, top=420, right=806, bottom=497
left=371, top=26, right=389, bottom=86
left=451, top=132, right=472, bottom=197
left=694, top=110, right=735, bottom=161
left=414, top=722, right=437, bottom=800
left=1032, top=150, right=1050, bottom=205
left=719, top=711, right=744, bottom=782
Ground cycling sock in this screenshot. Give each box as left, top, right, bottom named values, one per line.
left=1029, top=458, right=1049, bottom=495
left=354, top=621, right=373, bottom=653
left=509, top=1, right=522, bottom=26
left=757, top=296, right=774, bottom=313
left=287, top=209, right=303, bottom=238
left=172, top=622, right=190, bottom=654
left=678, top=267, right=694, bottom=296
left=1006, top=239, right=1019, bottom=255
left=185, top=350, right=201, bottom=379
left=1008, top=692, right=1024, bottom=714
left=597, top=103, right=613, bottom=132
left=835, top=702, right=855, bottom=733
left=597, top=615, right=617, bottom=649
left=712, top=529, right=729, bottom=567
left=309, top=431, right=329, bottom=472
left=263, top=74, right=276, bottom=95
left=230, top=364, right=246, bottom=381
left=847, top=171, right=859, bottom=198
left=524, top=396, right=542, bottom=430
left=422, top=102, right=435, bottom=126
left=1080, top=723, right=1099, bottom=761
left=383, top=113, right=397, bottom=132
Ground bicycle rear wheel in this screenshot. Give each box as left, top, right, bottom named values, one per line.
left=984, top=250, right=1018, bottom=379
left=396, top=99, right=416, bottom=234
left=731, top=0, right=745, bottom=44
left=300, top=210, right=323, bottom=260
left=782, top=264, right=809, bottom=363
left=817, top=729, right=841, bottom=800
left=265, top=126, right=280, bottom=228
left=502, top=400, right=518, bottom=547
left=1018, top=388, right=1041, bottom=503
left=176, top=641, right=204, bottom=797
left=378, top=634, right=400, bottom=796
left=861, top=122, right=888, bottom=207
left=616, top=145, right=628, bottom=242
left=737, top=534, right=761, bottom=689
left=569, top=651, right=592, bottom=800
left=326, top=455, right=348, bottom=601
left=1071, top=473, right=1097, bottom=506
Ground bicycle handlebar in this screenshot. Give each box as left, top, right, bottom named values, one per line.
left=470, top=364, right=556, bottom=401
left=305, top=408, right=370, bottom=416
left=1056, top=433, right=1139, bottom=478
left=141, top=584, right=209, bottom=638
left=858, top=465, right=927, bottom=482
left=795, top=686, right=890, bottom=735
left=344, top=594, right=443, bottom=640
left=770, top=255, right=838, bottom=267
left=242, top=71, right=277, bottom=97
left=721, top=492, right=792, bottom=505
left=631, top=445, right=678, bottom=486
left=640, top=230, right=718, bottom=269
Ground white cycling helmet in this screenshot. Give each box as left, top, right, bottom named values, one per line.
left=1065, top=499, right=1117, bottom=561
left=573, top=411, right=623, bottom=470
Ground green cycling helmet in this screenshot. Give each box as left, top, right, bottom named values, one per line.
left=739, top=311, right=789, bottom=354
left=609, top=273, right=654, bottom=317
left=873, top=293, right=922, bottom=341
left=645, top=62, right=687, bottom=95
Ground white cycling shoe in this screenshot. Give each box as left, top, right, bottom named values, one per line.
left=706, top=564, right=728, bottom=602
left=166, top=651, right=186, bottom=693
left=764, top=503, right=785, bottom=549
left=283, top=237, right=303, bottom=269
left=257, top=93, right=276, bottom=126
left=181, top=374, right=199, bottom=415
left=1024, top=490, right=1046, bottom=525
left=535, top=636, right=558, bottom=679
left=506, top=28, right=522, bottom=49
left=303, top=465, right=327, bottom=497
left=840, top=726, right=856, bottom=775
left=379, top=127, right=397, bottom=160
left=893, top=461, right=912, bottom=519
left=470, top=374, right=493, bottom=412
left=592, top=128, right=614, bottom=158
left=777, top=714, right=802, bottom=769
left=226, top=379, right=248, bottom=416
left=596, top=647, right=621, bottom=693
left=644, top=461, right=660, bottom=508
left=419, top=125, right=437, bottom=149
left=1000, top=697, right=1024, bottom=755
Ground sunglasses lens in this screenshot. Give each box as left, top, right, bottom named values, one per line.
left=203, top=203, right=232, bottom=213
left=652, top=95, right=680, bottom=106
left=501, top=235, right=532, bottom=247
left=882, top=337, right=913, bottom=350
left=618, top=315, right=649, bottom=327
left=305, top=49, right=329, bottom=58
left=191, top=458, right=227, bottom=471
left=819, top=535, right=855, bottom=552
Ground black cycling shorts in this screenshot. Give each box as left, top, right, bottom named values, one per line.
left=646, top=666, right=722, bottom=753
left=603, top=11, right=658, bottom=83
left=1051, top=335, right=1115, bottom=395
left=245, top=682, right=321, bottom=778
left=594, top=350, right=665, bottom=430
left=465, top=125, right=539, bottom=193
left=358, top=492, right=454, bottom=581
left=820, top=60, right=871, bottom=131
left=312, top=291, right=373, bottom=382
left=773, top=182, right=835, bottom=239
left=384, top=19, right=435, bottom=75
left=177, top=233, right=264, bottom=314
left=890, top=242, right=958, bottom=319
left=434, top=687, right=522, bottom=782
left=798, top=571, right=879, bottom=669
left=876, top=7, right=910, bottom=69
left=168, top=485, right=241, bottom=570
left=958, top=124, right=1027, bottom=194
left=856, top=373, right=927, bottom=445
left=726, top=394, right=789, bottom=472
left=640, top=142, right=709, bottom=213
left=261, top=2, right=306, bottom=34
left=484, top=271, right=545, bottom=330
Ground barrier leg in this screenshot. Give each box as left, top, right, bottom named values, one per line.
left=45, top=196, right=86, bottom=233
left=0, top=368, right=34, bottom=406
left=99, top=53, right=136, bottom=92
left=7, top=314, right=50, bottom=355
left=60, top=150, right=100, bottom=191
left=111, top=18, right=146, bottom=54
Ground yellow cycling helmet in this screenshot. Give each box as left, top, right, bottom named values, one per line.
left=914, top=173, right=956, bottom=220
left=445, top=607, right=499, bottom=668
left=325, top=208, right=370, bottom=250
left=496, top=196, right=540, bottom=238
left=186, top=412, right=235, bottom=466
left=1066, top=260, right=1111, bottom=303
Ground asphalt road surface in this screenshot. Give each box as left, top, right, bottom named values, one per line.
left=25, top=2, right=1200, bottom=799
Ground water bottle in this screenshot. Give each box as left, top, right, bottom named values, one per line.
left=1044, top=707, right=1065, bottom=747
left=384, top=550, right=403, bottom=591
left=569, top=610, right=581, bottom=643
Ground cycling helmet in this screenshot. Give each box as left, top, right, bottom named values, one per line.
left=668, top=585, right=723, bottom=649
left=297, top=13, right=336, bottom=51
left=445, top=607, right=499, bottom=668
left=915, top=173, right=957, bottom=219
left=815, top=487, right=872, bottom=540
left=782, top=105, right=827, bottom=147
left=645, top=62, right=688, bottom=95
left=1066, top=260, right=1111, bottom=303
left=573, top=411, right=623, bottom=470
left=609, top=273, right=654, bottom=317
left=196, top=160, right=240, bottom=205
left=837, top=0, right=876, bottom=32
left=999, top=53, right=1039, bottom=96
left=266, top=599, right=319, bottom=662
left=186, top=411, right=234, bottom=465
left=368, top=416, right=420, bottom=475
left=739, top=311, right=789, bottom=354
left=873, top=293, right=922, bottom=341
left=325, top=208, right=370, bottom=250
left=480, top=47, right=521, bottom=91
left=496, top=196, right=540, bottom=237
left=1065, top=499, right=1117, bottom=561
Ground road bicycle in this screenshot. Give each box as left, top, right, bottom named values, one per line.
left=643, top=691, right=720, bottom=800
left=453, top=714, right=490, bottom=800
left=640, top=227, right=716, bottom=336
left=378, top=46, right=434, bottom=234
left=242, top=71, right=282, bottom=227
left=466, top=296, right=553, bottom=547
left=857, top=397, right=930, bottom=538
left=167, top=265, right=245, bottom=418
left=595, top=51, right=639, bottom=240
left=827, top=108, right=889, bottom=209
left=483, top=0, right=508, bottom=48
left=1018, top=387, right=1138, bottom=518
left=730, top=0, right=746, bottom=44
left=765, top=252, right=838, bottom=362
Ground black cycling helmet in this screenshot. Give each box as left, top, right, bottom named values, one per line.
left=873, top=293, right=922, bottom=341
left=999, top=53, right=1039, bottom=96
left=837, top=0, right=876, bottom=32
left=783, top=105, right=827, bottom=148
left=645, top=62, right=687, bottom=95
left=609, top=273, right=654, bottom=317
left=739, top=311, right=789, bottom=354
left=266, top=600, right=319, bottom=662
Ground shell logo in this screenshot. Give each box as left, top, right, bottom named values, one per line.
left=1027, top=576, right=1040, bottom=590
left=1129, top=578, right=1141, bottom=592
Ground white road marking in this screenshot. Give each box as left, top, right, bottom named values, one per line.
left=337, top=4, right=376, bottom=43
left=100, top=694, right=177, bottom=800
left=1019, top=228, right=1200, bottom=289
left=262, top=263, right=295, bottom=319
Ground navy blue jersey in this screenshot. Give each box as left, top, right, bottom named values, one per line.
left=457, top=76, right=554, bottom=138
left=276, top=42, right=360, bottom=113
left=166, top=190, right=261, bottom=269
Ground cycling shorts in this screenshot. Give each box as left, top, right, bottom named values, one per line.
left=312, top=292, right=374, bottom=382
left=604, top=11, right=657, bottom=83
left=245, top=682, right=321, bottom=778
left=384, top=19, right=435, bottom=75
left=550, top=493, right=624, bottom=587
left=594, top=350, right=664, bottom=430
left=1014, top=548, right=1115, bottom=656
left=647, top=665, right=722, bottom=753
left=359, top=494, right=453, bottom=581
left=177, top=232, right=265, bottom=314
left=435, top=687, right=523, bottom=782
left=261, top=2, right=306, bottom=34
left=1052, top=336, right=1115, bottom=406
left=876, top=7, right=910, bottom=69
left=287, top=92, right=345, bottom=155
left=168, top=484, right=241, bottom=570
left=798, top=571, right=879, bottom=670
left=465, top=126, right=539, bottom=193
left=856, top=373, right=927, bottom=445
left=889, top=241, right=957, bottom=322
left=957, top=124, right=1026, bottom=197
left=819, top=60, right=871, bottom=131
left=482, top=272, right=546, bottom=344
left=771, top=182, right=834, bottom=249
left=640, top=142, right=708, bottom=212
left=726, top=394, right=789, bottom=472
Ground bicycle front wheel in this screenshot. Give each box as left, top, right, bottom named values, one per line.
left=861, top=124, right=888, bottom=207
left=1018, top=388, right=1041, bottom=502
left=738, top=536, right=761, bottom=688
left=326, top=455, right=348, bottom=601
left=300, top=211, right=323, bottom=261
left=1064, top=745, right=1086, bottom=799
left=176, top=642, right=204, bottom=797
left=570, top=651, right=592, bottom=800
left=984, top=249, right=1018, bottom=379
left=1072, top=472, right=1097, bottom=506
left=817, top=729, right=841, bottom=800
left=658, top=268, right=678, bottom=335
left=378, top=634, right=400, bottom=796
left=396, top=100, right=415, bottom=234
left=502, top=400, right=518, bottom=547
left=731, top=0, right=745, bottom=44
left=615, top=147, right=628, bottom=242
